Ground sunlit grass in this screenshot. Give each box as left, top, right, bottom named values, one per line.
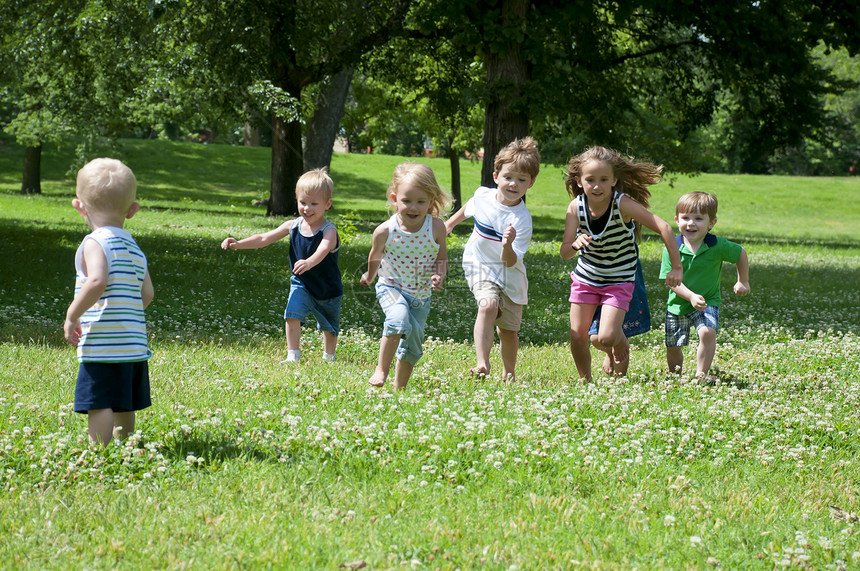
left=1, top=137, right=859, bottom=568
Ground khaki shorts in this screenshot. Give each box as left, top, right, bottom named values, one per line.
left=471, top=280, right=523, bottom=332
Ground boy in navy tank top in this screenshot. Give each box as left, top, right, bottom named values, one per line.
left=221, top=169, right=342, bottom=363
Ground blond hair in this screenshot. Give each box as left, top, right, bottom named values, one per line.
left=494, top=136, right=540, bottom=180
left=387, top=162, right=451, bottom=219
left=564, top=146, right=663, bottom=242
left=676, top=191, right=718, bottom=219
left=75, top=158, right=137, bottom=215
left=296, top=167, right=333, bottom=201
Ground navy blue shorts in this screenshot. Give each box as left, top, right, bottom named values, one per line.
left=74, top=360, right=151, bottom=413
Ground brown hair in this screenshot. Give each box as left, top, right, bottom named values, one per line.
left=676, top=191, right=718, bottom=219
left=564, top=146, right=663, bottom=241
left=493, top=136, right=540, bottom=180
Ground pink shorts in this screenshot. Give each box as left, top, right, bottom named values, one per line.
left=568, top=274, right=634, bottom=311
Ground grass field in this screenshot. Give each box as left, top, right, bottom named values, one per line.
left=1, top=137, right=859, bottom=569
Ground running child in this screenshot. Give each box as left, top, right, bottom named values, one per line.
left=221, top=168, right=341, bottom=363
left=64, top=158, right=154, bottom=446
left=560, top=146, right=683, bottom=382
left=445, top=137, right=540, bottom=382
left=360, top=162, right=449, bottom=390
left=661, top=191, right=750, bottom=381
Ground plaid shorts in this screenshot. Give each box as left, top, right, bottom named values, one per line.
left=664, top=305, right=720, bottom=347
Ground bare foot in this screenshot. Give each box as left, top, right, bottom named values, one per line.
left=469, top=365, right=489, bottom=378
left=601, top=352, right=614, bottom=375
left=368, top=370, right=387, bottom=387
left=611, top=337, right=630, bottom=377
left=503, top=372, right=516, bottom=383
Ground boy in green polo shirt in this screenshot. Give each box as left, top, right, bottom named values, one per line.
left=660, top=192, right=750, bottom=381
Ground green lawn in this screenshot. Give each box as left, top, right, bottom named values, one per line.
left=1, top=138, right=859, bottom=569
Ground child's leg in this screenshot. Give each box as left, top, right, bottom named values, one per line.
left=114, top=411, right=135, bottom=440
left=590, top=334, right=614, bottom=375
left=285, top=318, right=301, bottom=351
left=596, top=305, right=629, bottom=376
left=323, top=331, right=337, bottom=356
left=569, top=303, right=598, bottom=381
left=667, top=347, right=684, bottom=374
left=497, top=327, right=518, bottom=380
left=393, top=359, right=414, bottom=390
left=695, top=326, right=717, bottom=376
left=473, top=299, right=498, bottom=374
left=370, top=334, right=402, bottom=386
left=88, top=408, right=115, bottom=445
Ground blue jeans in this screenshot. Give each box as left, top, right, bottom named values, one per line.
left=284, top=276, right=341, bottom=335
left=376, top=283, right=431, bottom=364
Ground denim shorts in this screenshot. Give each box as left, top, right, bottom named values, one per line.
left=376, top=282, right=432, bottom=364
left=75, top=360, right=151, bottom=413
left=284, top=275, right=341, bottom=335
left=664, top=305, right=720, bottom=347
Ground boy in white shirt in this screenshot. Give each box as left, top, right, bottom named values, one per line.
left=446, top=137, right=540, bottom=381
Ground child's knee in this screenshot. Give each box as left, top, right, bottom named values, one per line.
left=697, top=326, right=717, bottom=342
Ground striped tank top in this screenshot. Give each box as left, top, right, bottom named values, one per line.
left=378, top=213, right=439, bottom=300
left=572, top=192, right=638, bottom=286
left=74, top=226, right=150, bottom=362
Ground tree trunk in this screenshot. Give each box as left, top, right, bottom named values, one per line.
left=480, top=0, right=530, bottom=187
left=268, top=112, right=303, bottom=217
left=447, top=138, right=462, bottom=212
left=304, top=66, right=354, bottom=171
left=21, top=145, right=42, bottom=195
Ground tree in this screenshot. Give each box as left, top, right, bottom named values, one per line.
left=405, top=0, right=860, bottom=179
left=358, top=37, right=484, bottom=210
left=161, top=0, right=411, bottom=216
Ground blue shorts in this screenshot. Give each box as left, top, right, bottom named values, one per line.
left=284, top=275, right=341, bottom=335
left=75, top=360, right=151, bottom=413
left=376, top=282, right=432, bottom=365
left=664, top=306, right=720, bottom=347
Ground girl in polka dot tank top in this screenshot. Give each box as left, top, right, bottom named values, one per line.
left=360, top=163, right=451, bottom=390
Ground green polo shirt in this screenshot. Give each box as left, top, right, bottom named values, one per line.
left=660, top=234, right=743, bottom=316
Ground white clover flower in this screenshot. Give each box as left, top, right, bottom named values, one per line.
left=663, top=515, right=676, bottom=527
left=690, top=536, right=702, bottom=545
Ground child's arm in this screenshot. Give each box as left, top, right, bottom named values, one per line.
left=620, top=196, right=682, bottom=287
left=141, top=270, right=154, bottom=309
left=445, top=205, right=467, bottom=235
left=359, top=221, right=389, bottom=286
left=669, top=283, right=707, bottom=311
left=733, top=247, right=751, bottom=296
left=63, top=240, right=108, bottom=346
left=560, top=199, right=592, bottom=260
left=500, top=224, right=517, bottom=267
left=292, top=226, right=338, bottom=275
left=431, top=217, right=448, bottom=291
left=221, top=219, right=293, bottom=250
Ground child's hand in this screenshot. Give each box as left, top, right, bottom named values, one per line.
left=572, top=234, right=593, bottom=252
left=734, top=281, right=751, bottom=297
left=431, top=274, right=444, bottom=292
left=63, top=319, right=82, bottom=346
left=664, top=268, right=683, bottom=288
left=359, top=272, right=372, bottom=286
left=501, top=223, right=516, bottom=247
left=690, top=294, right=707, bottom=311
left=221, top=237, right=237, bottom=250
left=292, top=259, right=311, bottom=275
